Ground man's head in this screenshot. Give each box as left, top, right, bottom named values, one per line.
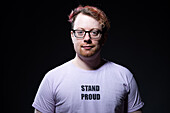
left=68, top=5, right=110, bottom=33
left=69, top=5, right=110, bottom=57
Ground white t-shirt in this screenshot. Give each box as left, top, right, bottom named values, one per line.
left=32, top=60, right=144, bottom=113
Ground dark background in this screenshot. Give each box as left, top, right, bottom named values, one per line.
left=2, top=0, right=169, bottom=113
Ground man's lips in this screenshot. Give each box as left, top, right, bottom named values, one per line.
left=81, top=45, right=94, bottom=50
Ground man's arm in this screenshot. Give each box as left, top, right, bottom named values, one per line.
left=34, top=109, right=42, bottom=113
left=130, top=109, right=142, bottom=113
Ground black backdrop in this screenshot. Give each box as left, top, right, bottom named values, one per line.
left=2, top=0, right=169, bottom=113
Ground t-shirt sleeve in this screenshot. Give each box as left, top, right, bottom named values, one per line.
left=32, top=73, right=55, bottom=113
left=127, top=77, right=144, bottom=112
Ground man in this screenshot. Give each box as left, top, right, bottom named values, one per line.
left=32, top=5, right=144, bottom=113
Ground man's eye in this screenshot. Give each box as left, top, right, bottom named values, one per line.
left=76, top=31, right=84, bottom=35
left=77, top=31, right=83, bottom=33
left=91, top=31, right=99, bottom=36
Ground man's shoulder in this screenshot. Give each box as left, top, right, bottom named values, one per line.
left=106, top=60, right=131, bottom=73
left=44, top=60, right=73, bottom=79
left=51, top=60, right=73, bottom=71
left=105, top=60, right=133, bottom=81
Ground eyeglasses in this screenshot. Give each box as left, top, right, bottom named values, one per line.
left=72, top=29, right=103, bottom=40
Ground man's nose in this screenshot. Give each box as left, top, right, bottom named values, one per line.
left=83, top=33, right=91, bottom=41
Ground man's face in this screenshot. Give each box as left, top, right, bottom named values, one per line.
left=71, top=13, right=106, bottom=57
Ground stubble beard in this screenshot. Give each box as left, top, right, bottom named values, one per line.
left=79, top=46, right=101, bottom=57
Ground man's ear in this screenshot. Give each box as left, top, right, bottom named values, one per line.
left=71, top=31, right=75, bottom=44
left=101, top=33, right=108, bottom=46
left=71, top=31, right=73, bottom=38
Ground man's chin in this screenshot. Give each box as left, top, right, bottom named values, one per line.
left=79, top=50, right=96, bottom=57
left=80, top=53, right=95, bottom=57
left=78, top=47, right=101, bottom=57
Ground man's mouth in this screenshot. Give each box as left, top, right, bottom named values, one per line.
left=81, top=45, right=94, bottom=50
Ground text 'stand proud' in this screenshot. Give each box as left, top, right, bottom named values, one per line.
left=81, top=85, right=100, bottom=100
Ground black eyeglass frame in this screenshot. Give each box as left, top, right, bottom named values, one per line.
left=71, top=29, right=103, bottom=40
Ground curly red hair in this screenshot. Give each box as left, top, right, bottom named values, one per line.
left=68, top=5, right=110, bottom=33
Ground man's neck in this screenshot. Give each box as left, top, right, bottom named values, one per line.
left=72, top=53, right=105, bottom=70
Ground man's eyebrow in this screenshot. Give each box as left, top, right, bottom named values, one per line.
left=74, top=27, right=85, bottom=30
left=74, top=27, right=101, bottom=31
